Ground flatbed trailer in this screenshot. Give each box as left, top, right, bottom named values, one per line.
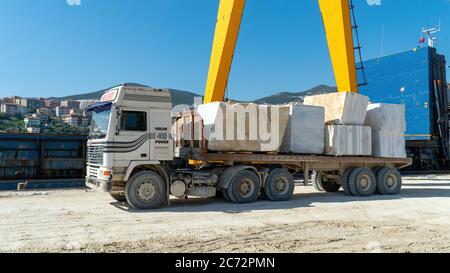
left=192, top=153, right=412, bottom=174
left=188, top=152, right=412, bottom=198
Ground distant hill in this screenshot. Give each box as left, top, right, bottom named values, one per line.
left=55, top=83, right=337, bottom=106
left=55, top=83, right=203, bottom=106
left=254, top=85, right=337, bottom=104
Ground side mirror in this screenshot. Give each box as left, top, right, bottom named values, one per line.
left=116, top=108, right=122, bottom=136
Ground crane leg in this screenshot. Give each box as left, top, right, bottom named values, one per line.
left=204, top=0, right=246, bottom=103
left=318, top=0, right=358, bottom=93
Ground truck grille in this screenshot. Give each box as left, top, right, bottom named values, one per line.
left=87, top=145, right=104, bottom=165
left=88, top=166, right=99, bottom=178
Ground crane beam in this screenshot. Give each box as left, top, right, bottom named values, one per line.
left=204, top=0, right=246, bottom=103
left=204, top=0, right=359, bottom=103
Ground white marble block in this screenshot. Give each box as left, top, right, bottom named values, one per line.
left=365, top=103, right=406, bottom=132
left=196, top=102, right=290, bottom=152
left=372, top=130, right=407, bottom=158
left=304, top=92, right=369, bottom=125
left=281, top=105, right=325, bottom=154
left=325, top=125, right=372, bottom=156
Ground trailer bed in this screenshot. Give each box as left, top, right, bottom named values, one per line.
left=191, top=153, right=412, bottom=172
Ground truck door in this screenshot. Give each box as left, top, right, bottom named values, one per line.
left=113, top=109, right=150, bottom=161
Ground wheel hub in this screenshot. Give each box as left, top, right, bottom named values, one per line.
left=239, top=179, right=254, bottom=197
left=275, top=177, right=288, bottom=193
left=359, top=175, right=370, bottom=190
left=386, top=174, right=397, bottom=188
left=137, top=182, right=156, bottom=201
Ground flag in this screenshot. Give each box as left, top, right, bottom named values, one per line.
left=419, top=37, right=426, bottom=44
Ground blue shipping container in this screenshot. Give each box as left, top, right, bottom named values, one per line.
left=359, top=47, right=447, bottom=141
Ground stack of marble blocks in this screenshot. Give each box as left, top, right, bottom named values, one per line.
left=365, top=103, right=407, bottom=158
left=304, top=92, right=372, bottom=156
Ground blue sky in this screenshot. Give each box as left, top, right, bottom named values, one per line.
left=0, top=0, right=449, bottom=101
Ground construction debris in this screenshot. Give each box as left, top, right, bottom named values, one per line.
left=281, top=105, right=325, bottom=154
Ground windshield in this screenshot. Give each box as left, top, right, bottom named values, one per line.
left=90, top=105, right=112, bottom=139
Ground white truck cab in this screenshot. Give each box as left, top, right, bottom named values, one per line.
left=85, top=84, right=174, bottom=201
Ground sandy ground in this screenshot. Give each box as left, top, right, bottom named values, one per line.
left=1, top=175, right=450, bottom=253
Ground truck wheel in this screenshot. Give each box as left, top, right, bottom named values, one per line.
left=372, top=167, right=383, bottom=194
left=312, top=171, right=340, bottom=192
left=372, top=167, right=383, bottom=176
left=376, top=167, right=402, bottom=195
left=125, top=171, right=166, bottom=210
left=322, top=180, right=341, bottom=193
left=348, top=168, right=377, bottom=197
left=222, top=189, right=232, bottom=202
left=341, top=168, right=354, bottom=196
left=227, top=170, right=261, bottom=204
left=311, top=171, right=324, bottom=192
left=110, top=192, right=126, bottom=202
left=264, top=169, right=295, bottom=201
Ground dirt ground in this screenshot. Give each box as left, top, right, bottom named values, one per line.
left=1, top=175, right=450, bottom=253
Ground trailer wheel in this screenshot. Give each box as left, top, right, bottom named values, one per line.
left=341, top=168, right=354, bottom=196
left=227, top=170, right=261, bottom=203
left=311, top=171, right=324, bottom=192
left=222, top=189, right=232, bottom=202
left=348, top=168, right=377, bottom=196
left=110, top=192, right=126, bottom=202
left=371, top=167, right=383, bottom=194
left=322, top=180, right=341, bottom=193
left=372, top=167, right=383, bottom=176
left=125, top=171, right=166, bottom=210
left=376, top=167, right=402, bottom=195
left=312, top=171, right=341, bottom=193
left=264, top=169, right=295, bottom=201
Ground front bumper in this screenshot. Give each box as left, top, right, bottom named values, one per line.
left=85, top=176, right=112, bottom=192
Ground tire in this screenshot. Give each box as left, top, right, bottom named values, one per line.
left=372, top=167, right=382, bottom=176
left=376, top=167, right=402, bottom=195
left=372, top=167, right=383, bottom=194
left=341, top=168, right=354, bottom=196
left=110, top=192, right=127, bottom=202
left=264, top=169, right=295, bottom=201
left=125, top=171, right=166, bottom=210
left=259, top=190, right=269, bottom=200
left=311, top=171, right=324, bottom=192
left=227, top=170, right=261, bottom=204
left=312, top=171, right=340, bottom=193
left=222, top=189, right=232, bottom=202
left=322, top=180, right=341, bottom=192
left=347, top=167, right=377, bottom=197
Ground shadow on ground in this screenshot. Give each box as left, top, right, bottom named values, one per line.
left=110, top=183, right=450, bottom=214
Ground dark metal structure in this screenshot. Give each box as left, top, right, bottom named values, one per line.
left=359, top=47, right=448, bottom=170
left=0, top=133, right=87, bottom=181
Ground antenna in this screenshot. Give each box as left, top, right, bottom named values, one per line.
left=421, top=24, right=441, bottom=48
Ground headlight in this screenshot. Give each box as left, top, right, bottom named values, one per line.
left=98, top=168, right=112, bottom=180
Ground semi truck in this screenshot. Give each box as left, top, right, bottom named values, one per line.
left=85, top=84, right=412, bottom=210
left=85, top=0, right=413, bottom=209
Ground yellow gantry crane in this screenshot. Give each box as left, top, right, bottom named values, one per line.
left=204, top=0, right=359, bottom=104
